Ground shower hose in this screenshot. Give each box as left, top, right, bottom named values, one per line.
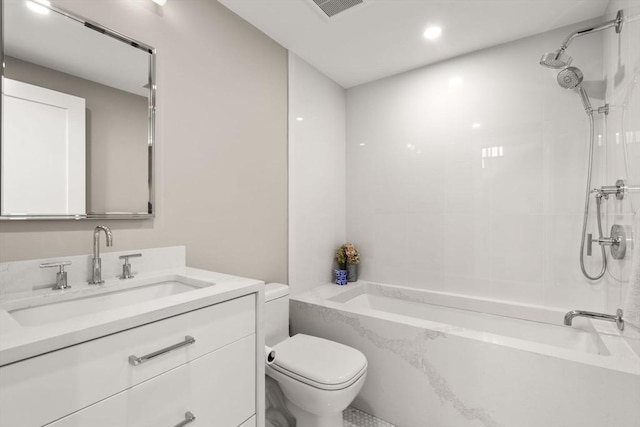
left=579, top=112, right=607, bottom=280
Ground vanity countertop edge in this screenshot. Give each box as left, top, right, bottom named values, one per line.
left=0, top=267, right=264, bottom=366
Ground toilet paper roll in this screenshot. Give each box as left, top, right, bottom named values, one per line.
left=265, top=345, right=276, bottom=365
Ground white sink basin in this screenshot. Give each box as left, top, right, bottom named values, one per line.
left=8, top=275, right=212, bottom=327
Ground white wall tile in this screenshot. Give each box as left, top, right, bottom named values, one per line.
left=288, top=53, right=347, bottom=295
left=603, top=1, right=640, bottom=319
left=286, top=7, right=639, bottom=318
left=345, top=16, right=638, bottom=311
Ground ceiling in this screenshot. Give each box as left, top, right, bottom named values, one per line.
left=217, top=0, right=610, bottom=88
left=4, top=0, right=150, bottom=96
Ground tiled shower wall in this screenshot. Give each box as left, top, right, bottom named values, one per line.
left=288, top=53, right=347, bottom=296
left=345, top=11, right=639, bottom=312
left=603, top=0, right=640, bottom=316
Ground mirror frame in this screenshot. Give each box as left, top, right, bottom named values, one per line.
left=0, top=1, right=156, bottom=220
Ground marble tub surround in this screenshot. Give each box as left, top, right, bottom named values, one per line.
left=300, top=282, right=639, bottom=371
left=291, top=281, right=640, bottom=427
left=0, top=259, right=264, bottom=365
left=0, top=246, right=186, bottom=295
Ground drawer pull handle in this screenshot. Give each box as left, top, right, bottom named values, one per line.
left=128, top=335, right=196, bottom=366
left=174, top=411, right=196, bottom=427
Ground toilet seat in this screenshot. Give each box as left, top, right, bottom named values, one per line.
left=270, top=334, right=367, bottom=391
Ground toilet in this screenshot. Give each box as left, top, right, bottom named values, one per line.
left=265, top=283, right=367, bottom=427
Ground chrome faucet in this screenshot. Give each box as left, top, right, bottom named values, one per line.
left=89, top=225, right=113, bottom=285
left=564, top=308, right=624, bottom=331
left=40, top=261, right=72, bottom=290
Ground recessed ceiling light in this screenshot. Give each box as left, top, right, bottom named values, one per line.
left=449, top=76, right=463, bottom=87
left=359, top=143, right=366, bottom=146
left=151, top=0, right=168, bottom=5
left=26, top=0, right=50, bottom=14
left=423, top=26, right=442, bottom=40
left=296, top=117, right=304, bottom=121
left=472, top=122, right=481, bottom=129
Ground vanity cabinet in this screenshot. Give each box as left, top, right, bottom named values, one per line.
left=0, top=294, right=258, bottom=427
left=48, top=335, right=255, bottom=427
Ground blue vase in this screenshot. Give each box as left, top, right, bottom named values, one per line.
left=335, top=269, right=348, bottom=285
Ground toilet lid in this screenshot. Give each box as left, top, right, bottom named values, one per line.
left=271, top=334, right=367, bottom=390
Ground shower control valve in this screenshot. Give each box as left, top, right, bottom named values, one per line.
left=587, top=225, right=627, bottom=260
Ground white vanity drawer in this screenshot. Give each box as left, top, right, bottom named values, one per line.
left=0, top=294, right=255, bottom=427
left=46, top=334, right=256, bottom=427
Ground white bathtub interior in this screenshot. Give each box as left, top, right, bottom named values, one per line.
left=325, top=281, right=640, bottom=374
left=332, top=285, right=609, bottom=355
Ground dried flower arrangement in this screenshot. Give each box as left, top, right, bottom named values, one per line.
left=336, top=242, right=360, bottom=267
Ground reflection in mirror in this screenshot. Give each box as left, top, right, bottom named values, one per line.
left=1, top=0, right=156, bottom=219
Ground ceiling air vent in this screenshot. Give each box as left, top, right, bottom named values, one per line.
left=312, top=0, right=364, bottom=18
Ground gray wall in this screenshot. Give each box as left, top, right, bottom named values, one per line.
left=0, top=0, right=289, bottom=284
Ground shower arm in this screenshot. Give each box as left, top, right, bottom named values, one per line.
left=558, top=10, right=625, bottom=54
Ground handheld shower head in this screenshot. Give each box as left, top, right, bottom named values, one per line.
left=557, top=66, right=583, bottom=89
left=540, top=50, right=573, bottom=69
left=557, top=66, right=592, bottom=114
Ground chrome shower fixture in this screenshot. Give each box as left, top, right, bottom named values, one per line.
left=540, top=10, right=625, bottom=69
left=564, top=308, right=624, bottom=331
left=596, top=179, right=640, bottom=200
left=556, top=66, right=592, bottom=114
left=543, top=8, right=640, bottom=282
left=556, top=66, right=583, bottom=89
left=540, top=50, right=573, bottom=69
left=587, top=224, right=627, bottom=260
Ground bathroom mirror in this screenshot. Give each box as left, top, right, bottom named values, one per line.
left=0, top=0, right=156, bottom=220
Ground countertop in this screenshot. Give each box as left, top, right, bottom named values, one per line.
left=0, top=267, right=263, bottom=366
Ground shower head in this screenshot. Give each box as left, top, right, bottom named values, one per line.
left=539, top=10, right=628, bottom=69
left=557, top=66, right=583, bottom=89
left=557, top=66, right=592, bottom=114
left=540, top=50, right=573, bottom=69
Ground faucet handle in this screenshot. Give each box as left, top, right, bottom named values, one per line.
left=39, top=261, right=72, bottom=270
left=40, top=261, right=72, bottom=290
left=119, top=253, right=142, bottom=279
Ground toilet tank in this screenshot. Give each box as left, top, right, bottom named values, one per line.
left=264, top=283, right=290, bottom=347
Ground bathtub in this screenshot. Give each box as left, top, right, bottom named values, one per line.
left=290, top=281, right=640, bottom=427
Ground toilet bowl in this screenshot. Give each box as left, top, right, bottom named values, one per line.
left=265, top=283, right=367, bottom=427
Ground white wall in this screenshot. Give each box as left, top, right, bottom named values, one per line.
left=0, top=0, right=288, bottom=284
left=345, top=20, right=621, bottom=311
left=288, top=53, right=346, bottom=295
left=603, top=1, right=640, bottom=321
